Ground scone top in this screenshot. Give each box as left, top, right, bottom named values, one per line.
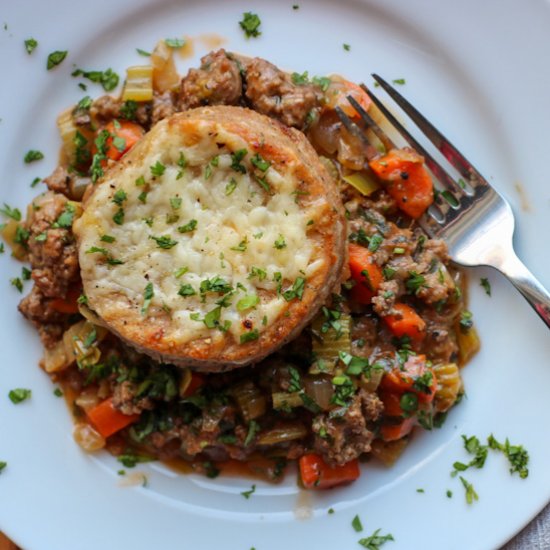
left=74, top=106, right=346, bottom=371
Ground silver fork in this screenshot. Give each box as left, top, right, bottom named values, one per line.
left=336, top=74, right=550, bottom=329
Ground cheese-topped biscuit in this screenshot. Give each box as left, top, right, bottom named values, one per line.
left=74, top=106, right=346, bottom=371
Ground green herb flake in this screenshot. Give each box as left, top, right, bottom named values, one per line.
left=240, top=329, right=260, bottom=344
left=170, top=197, right=182, bottom=210
left=100, top=234, right=116, bottom=243
left=251, top=153, right=270, bottom=171
left=47, top=50, right=68, bottom=70
left=328, top=508, right=335, bottom=514
left=165, top=38, right=185, bottom=48
left=24, top=150, right=44, bottom=163
left=487, top=434, right=529, bottom=478
left=343, top=43, right=351, bottom=51
left=71, top=67, right=119, bottom=91
left=231, top=236, right=248, bottom=252
left=149, top=235, right=178, bottom=249
left=459, top=476, right=478, bottom=505
left=358, top=529, right=395, bottom=549
left=248, top=266, right=267, bottom=281
left=8, top=388, right=32, bottom=404
left=241, top=484, right=256, bottom=499
left=113, top=208, right=125, bottom=225
left=150, top=160, right=166, bottom=177
left=237, top=294, right=259, bottom=311
left=10, top=277, right=23, bottom=293
left=244, top=419, right=259, bottom=446
left=0, top=462, right=7, bottom=474
left=293, top=4, right=300, bottom=9
left=112, top=189, right=127, bottom=205
left=282, top=277, right=306, bottom=301
left=141, top=283, right=154, bottom=315
left=21, top=267, right=31, bottom=281
left=174, top=266, right=189, bottom=279
left=416, top=488, right=425, bottom=493
left=225, top=177, right=238, bottom=195
left=392, top=78, right=406, bottom=85
left=136, top=48, right=151, bottom=57
left=446, top=490, right=453, bottom=498
left=24, top=38, right=38, bottom=54
left=352, top=515, right=363, bottom=532
left=178, top=284, right=196, bottom=297
left=53, top=387, right=63, bottom=397
left=239, top=12, right=262, bottom=38
left=459, top=310, right=474, bottom=331
left=480, top=277, right=491, bottom=296
left=30, top=177, right=42, bottom=188
left=274, top=234, right=286, bottom=250
left=0, top=243, right=4, bottom=254
left=0, top=203, right=21, bottom=221
left=178, top=219, right=198, bottom=234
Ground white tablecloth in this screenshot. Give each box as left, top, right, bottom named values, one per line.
left=503, top=503, right=550, bottom=549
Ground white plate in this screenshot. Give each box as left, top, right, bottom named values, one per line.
left=1, top=0, right=549, bottom=548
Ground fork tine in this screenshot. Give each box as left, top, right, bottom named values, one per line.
left=370, top=74, right=478, bottom=184
left=334, top=107, right=380, bottom=159
left=360, top=84, right=469, bottom=205
left=345, top=96, right=395, bottom=151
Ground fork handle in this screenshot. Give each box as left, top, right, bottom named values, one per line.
left=498, top=252, right=550, bottom=329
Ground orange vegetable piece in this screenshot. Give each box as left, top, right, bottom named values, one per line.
left=323, top=77, right=372, bottom=118
left=380, top=417, right=416, bottom=442
left=50, top=284, right=82, bottom=314
left=103, top=120, right=145, bottom=161
left=299, top=454, right=360, bottom=489
left=383, top=303, right=426, bottom=343
left=369, top=148, right=434, bottom=219
left=379, top=390, right=404, bottom=417
left=86, top=398, right=139, bottom=438
left=380, top=355, right=437, bottom=404
left=348, top=243, right=384, bottom=304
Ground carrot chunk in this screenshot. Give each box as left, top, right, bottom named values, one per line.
left=348, top=243, right=384, bottom=304
left=86, top=398, right=139, bottom=438
left=299, top=454, right=360, bottom=489
left=383, top=303, right=426, bottom=343
left=380, top=417, right=416, bottom=442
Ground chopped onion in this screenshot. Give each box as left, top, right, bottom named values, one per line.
left=73, top=423, right=105, bottom=452
left=151, top=41, right=180, bottom=93
left=43, top=339, right=70, bottom=373
left=256, top=423, right=308, bottom=446
left=272, top=391, right=303, bottom=410
left=303, top=376, right=334, bottom=410
left=231, top=381, right=267, bottom=422
left=1, top=219, right=27, bottom=261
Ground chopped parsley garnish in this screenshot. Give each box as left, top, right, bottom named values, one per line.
left=459, top=310, right=474, bottom=331
left=343, top=43, right=351, bottom=51
left=0, top=462, right=6, bottom=474
left=10, top=277, right=23, bottom=292
left=47, top=50, right=68, bottom=70
left=200, top=276, right=233, bottom=295
left=480, top=277, right=491, bottom=296
left=71, top=67, right=119, bottom=91
left=251, top=153, right=270, bottom=171
left=149, top=235, right=178, bottom=249
left=239, top=12, right=262, bottom=38
left=31, top=177, right=42, bottom=188
left=24, top=150, right=44, bottom=163
left=112, top=189, right=127, bottom=205
left=237, top=294, right=259, bottom=311
left=14, top=225, right=30, bottom=247
left=330, top=374, right=354, bottom=407
left=487, top=434, right=529, bottom=478
left=136, top=48, right=151, bottom=56
left=165, top=38, right=185, bottom=48
left=291, top=71, right=309, bottom=85
left=312, top=75, right=331, bottom=91
left=21, top=267, right=31, bottom=281
left=400, top=392, right=418, bottom=414
left=53, top=388, right=63, bottom=397
left=383, top=266, right=396, bottom=280
left=178, top=219, right=197, bottom=233
left=241, top=484, right=256, bottom=499
left=85, top=246, right=124, bottom=265
left=178, top=284, right=196, bottom=297
left=112, top=208, right=125, bottom=225
left=170, top=197, right=182, bottom=210
left=240, top=329, right=260, bottom=344
left=293, top=4, right=299, bottom=9
left=459, top=476, right=478, bottom=505
left=77, top=294, right=88, bottom=305
left=150, top=160, right=166, bottom=177
left=8, top=388, right=32, bottom=404
left=0, top=203, right=21, bottom=221
left=358, top=529, right=394, bottom=549
left=244, top=420, right=259, bottom=446
left=174, top=266, right=188, bottom=278
left=230, top=237, right=248, bottom=252
left=352, top=515, right=363, bottom=532
left=446, top=490, right=453, bottom=498
left=248, top=266, right=267, bottom=281
left=117, top=452, right=154, bottom=468
left=282, top=277, right=306, bottom=301
left=230, top=148, right=248, bottom=173
left=100, top=234, right=115, bottom=243
left=120, top=99, right=138, bottom=120
left=112, top=136, right=126, bottom=152
left=138, top=191, right=148, bottom=204
left=392, top=78, right=406, bottom=85
left=274, top=234, right=286, bottom=249
left=24, top=38, right=38, bottom=54
left=225, top=177, right=238, bottom=195
left=141, top=283, right=154, bottom=315
left=405, top=271, right=426, bottom=294
left=0, top=243, right=4, bottom=254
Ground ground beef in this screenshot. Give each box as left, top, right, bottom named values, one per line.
left=244, top=57, right=321, bottom=130
left=312, top=389, right=382, bottom=465
left=151, top=90, right=176, bottom=125
left=18, top=286, right=65, bottom=348
left=44, top=166, right=71, bottom=196
left=178, top=49, right=243, bottom=110
left=111, top=380, right=155, bottom=415
left=25, top=192, right=79, bottom=299
left=90, top=95, right=121, bottom=123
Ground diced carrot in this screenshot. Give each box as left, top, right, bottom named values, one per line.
left=50, top=284, right=82, bottom=314
left=379, top=390, right=404, bottom=417
left=103, top=120, right=145, bottom=161
left=348, top=243, right=384, bottom=304
left=383, top=303, right=426, bottom=342
left=299, top=453, right=360, bottom=489
left=183, top=372, right=205, bottom=397
left=380, top=417, right=415, bottom=442
left=323, top=77, right=372, bottom=118
left=86, top=398, right=139, bottom=438
left=369, top=148, right=434, bottom=219
left=380, top=355, right=437, bottom=403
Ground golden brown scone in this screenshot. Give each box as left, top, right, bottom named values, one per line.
left=74, top=106, right=346, bottom=372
